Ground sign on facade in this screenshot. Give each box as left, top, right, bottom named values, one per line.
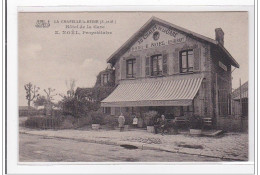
left=219, top=61, right=227, bottom=71
left=129, top=24, right=186, bottom=52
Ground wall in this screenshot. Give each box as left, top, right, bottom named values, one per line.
left=114, top=24, right=209, bottom=82
left=98, top=69, right=115, bottom=86
left=111, top=24, right=235, bottom=123
left=210, top=46, right=232, bottom=128
left=217, top=116, right=248, bottom=132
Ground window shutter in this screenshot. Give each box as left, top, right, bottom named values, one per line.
left=194, top=48, right=200, bottom=71
left=145, top=56, right=150, bottom=76
left=173, top=50, right=179, bottom=74
left=136, top=56, right=141, bottom=77
left=163, top=53, right=168, bottom=75
left=115, top=62, right=120, bottom=80
left=121, top=58, right=126, bottom=79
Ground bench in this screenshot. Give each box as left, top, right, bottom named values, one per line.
left=175, top=116, right=190, bottom=128
left=202, top=117, right=212, bottom=129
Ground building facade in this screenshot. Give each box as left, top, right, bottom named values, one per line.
left=232, top=81, right=248, bottom=117
left=100, top=17, right=239, bottom=128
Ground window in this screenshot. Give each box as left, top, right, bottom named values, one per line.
left=183, top=105, right=194, bottom=112
left=103, top=107, right=111, bottom=114
left=102, top=74, right=108, bottom=85
left=151, top=54, right=163, bottom=76
left=182, top=100, right=194, bottom=113
left=180, top=50, right=194, bottom=73
left=126, top=59, right=136, bottom=78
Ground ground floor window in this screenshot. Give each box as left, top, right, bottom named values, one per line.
left=103, top=107, right=111, bottom=114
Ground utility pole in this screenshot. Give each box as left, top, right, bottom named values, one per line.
left=239, top=78, right=243, bottom=131
left=239, top=79, right=242, bottom=115
left=215, top=73, right=218, bottom=128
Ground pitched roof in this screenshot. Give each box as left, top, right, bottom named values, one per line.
left=232, top=81, right=248, bottom=100
left=107, top=16, right=239, bottom=68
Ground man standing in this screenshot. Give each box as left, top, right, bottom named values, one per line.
left=118, top=113, right=125, bottom=132
left=160, top=115, right=167, bottom=135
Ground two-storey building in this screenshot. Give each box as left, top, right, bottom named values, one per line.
left=100, top=17, right=239, bottom=128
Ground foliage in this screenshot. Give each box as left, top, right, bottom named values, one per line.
left=59, top=96, right=99, bottom=117
left=189, top=115, right=203, bottom=129
left=58, top=70, right=115, bottom=119
left=103, top=115, right=117, bottom=129
left=33, top=95, right=47, bottom=107
left=24, top=115, right=93, bottom=130
left=89, top=110, right=104, bottom=124
left=91, top=85, right=115, bottom=103
left=24, top=116, right=63, bottom=129
left=144, top=111, right=158, bottom=126
left=24, top=82, right=40, bottom=107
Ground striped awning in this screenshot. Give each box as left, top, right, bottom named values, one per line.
left=101, top=75, right=204, bottom=107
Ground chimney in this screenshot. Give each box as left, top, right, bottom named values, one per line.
left=215, top=28, right=224, bottom=45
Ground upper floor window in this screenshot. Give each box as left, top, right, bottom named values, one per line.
left=126, top=59, right=136, bottom=78
left=180, top=50, right=194, bottom=73
left=151, top=54, right=163, bottom=76
left=102, top=74, right=109, bottom=85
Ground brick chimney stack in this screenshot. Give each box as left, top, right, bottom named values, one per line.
left=215, top=28, right=224, bottom=45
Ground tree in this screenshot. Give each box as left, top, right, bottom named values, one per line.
left=44, top=88, right=57, bottom=103
left=33, top=95, right=47, bottom=107
left=24, top=82, right=40, bottom=107
left=44, top=88, right=58, bottom=115
left=65, top=79, right=76, bottom=98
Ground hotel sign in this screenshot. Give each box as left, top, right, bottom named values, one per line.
left=219, top=61, right=227, bottom=71
left=129, top=24, right=186, bottom=52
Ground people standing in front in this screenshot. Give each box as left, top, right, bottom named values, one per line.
left=154, top=114, right=167, bottom=135
left=160, top=115, right=167, bottom=135
left=132, top=115, right=138, bottom=128
left=118, top=113, right=125, bottom=132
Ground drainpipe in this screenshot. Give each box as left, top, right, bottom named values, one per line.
left=215, top=73, right=218, bottom=129
left=239, top=79, right=243, bottom=131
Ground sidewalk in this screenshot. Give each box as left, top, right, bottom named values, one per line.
left=20, top=127, right=248, bottom=161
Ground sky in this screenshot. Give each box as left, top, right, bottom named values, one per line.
left=19, top=12, right=248, bottom=106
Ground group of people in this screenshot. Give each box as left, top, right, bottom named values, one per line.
left=154, top=114, right=168, bottom=135
left=118, top=113, right=168, bottom=135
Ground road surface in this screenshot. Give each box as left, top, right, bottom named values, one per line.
left=19, top=133, right=222, bottom=162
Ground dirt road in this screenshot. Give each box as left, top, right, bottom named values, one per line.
left=19, top=133, right=222, bottom=162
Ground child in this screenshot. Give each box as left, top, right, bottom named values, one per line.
left=132, top=115, right=138, bottom=128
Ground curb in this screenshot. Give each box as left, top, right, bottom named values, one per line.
left=20, top=131, right=247, bottom=161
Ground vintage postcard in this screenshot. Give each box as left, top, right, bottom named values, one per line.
left=18, top=11, right=249, bottom=163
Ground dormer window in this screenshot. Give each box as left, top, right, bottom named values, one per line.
left=126, top=59, right=136, bottom=78
left=180, top=50, right=194, bottom=73
left=102, top=74, right=109, bottom=85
